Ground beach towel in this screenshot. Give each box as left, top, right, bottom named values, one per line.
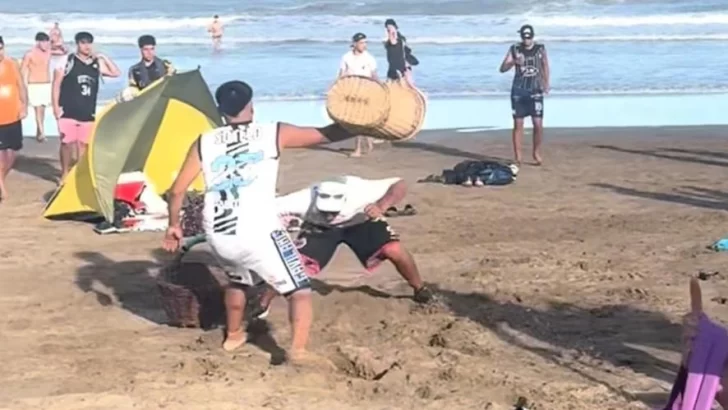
left=662, top=279, right=728, bottom=410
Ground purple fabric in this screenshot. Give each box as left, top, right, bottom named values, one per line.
left=662, top=315, right=728, bottom=410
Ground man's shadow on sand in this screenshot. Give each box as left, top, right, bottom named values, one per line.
left=315, top=280, right=681, bottom=406
left=73, top=250, right=287, bottom=364
left=13, top=155, right=59, bottom=184
left=308, top=140, right=508, bottom=162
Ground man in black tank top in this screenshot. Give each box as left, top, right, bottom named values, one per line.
left=499, top=25, right=550, bottom=165
left=51, top=31, right=121, bottom=181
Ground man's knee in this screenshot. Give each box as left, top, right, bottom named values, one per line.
left=532, top=118, right=544, bottom=130
left=513, top=118, right=525, bottom=130
left=224, top=285, right=247, bottom=310
left=380, top=241, right=407, bottom=261
left=285, top=287, right=312, bottom=301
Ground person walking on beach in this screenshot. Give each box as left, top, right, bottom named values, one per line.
left=338, top=32, right=378, bottom=157
left=52, top=31, right=121, bottom=183
left=21, top=32, right=52, bottom=142
left=128, top=35, right=175, bottom=91
left=383, top=19, right=418, bottom=86
left=0, top=36, right=28, bottom=202
left=162, top=80, right=369, bottom=364
left=499, top=24, right=550, bottom=166
left=49, top=22, right=67, bottom=56
left=207, top=15, right=224, bottom=51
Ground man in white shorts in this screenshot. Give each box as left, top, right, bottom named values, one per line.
left=162, top=80, right=363, bottom=363
left=250, top=175, right=433, bottom=318
left=338, top=32, right=378, bottom=158
left=21, top=32, right=52, bottom=142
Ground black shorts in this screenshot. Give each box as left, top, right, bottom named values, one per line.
left=295, top=219, right=399, bottom=275
left=0, top=121, right=23, bottom=151
left=511, top=93, right=544, bottom=119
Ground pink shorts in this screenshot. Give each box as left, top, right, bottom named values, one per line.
left=58, top=118, right=94, bottom=144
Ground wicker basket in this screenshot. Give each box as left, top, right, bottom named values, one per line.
left=326, top=77, right=427, bottom=142
left=326, top=75, right=390, bottom=128
left=156, top=252, right=227, bottom=329
left=370, top=80, right=427, bottom=141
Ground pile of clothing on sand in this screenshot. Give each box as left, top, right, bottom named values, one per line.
left=418, top=159, right=519, bottom=187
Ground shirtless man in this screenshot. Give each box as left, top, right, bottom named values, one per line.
left=21, top=32, right=52, bottom=142
left=49, top=22, right=67, bottom=56
left=207, top=15, right=223, bottom=50
left=162, top=80, right=385, bottom=363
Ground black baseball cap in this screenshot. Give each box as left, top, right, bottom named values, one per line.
left=352, top=32, right=366, bottom=42
left=35, top=32, right=50, bottom=42
left=138, top=35, right=156, bottom=48
left=75, top=31, right=94, bottom=43
left=518, top=25, right=534, bottom=39
left=215, top=81, right=253, bottom=117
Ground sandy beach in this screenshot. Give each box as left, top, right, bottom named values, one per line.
left=2, top=126, right=728, bottom=410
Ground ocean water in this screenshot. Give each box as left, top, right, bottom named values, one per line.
left=2, top=0, right=728, bottom=134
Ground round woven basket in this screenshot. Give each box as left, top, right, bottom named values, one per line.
left=369, top=80, right=427, bottom=141
left=326, top=75, right=390, bottom=128
left=156, top=251, right=228, bottom=329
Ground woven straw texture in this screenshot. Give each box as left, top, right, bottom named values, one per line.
left=156, top=252, right=227, bottom=329
left=326, top=77, right=427, bottom=141
left=326, top=75, right=390, bottom=128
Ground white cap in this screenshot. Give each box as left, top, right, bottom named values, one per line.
left=314, top=179, right=348, bottom=213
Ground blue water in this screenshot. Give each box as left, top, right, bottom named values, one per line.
left=3, top=0, right=728, bottom=134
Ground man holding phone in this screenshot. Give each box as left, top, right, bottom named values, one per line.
left=499, top=24, right=550, bottom=166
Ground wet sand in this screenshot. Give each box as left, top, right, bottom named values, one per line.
left=2, top=126, right=728, bottom=410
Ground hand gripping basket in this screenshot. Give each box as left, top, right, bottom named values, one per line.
left=156, top=248, right=228, bottom=329
left=326, top=76, right=427, bottom=141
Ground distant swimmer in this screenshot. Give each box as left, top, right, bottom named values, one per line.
left=207, top=15, right=224, bottom=50
left=128, top=35, right=175, bottom=92
left=20, top=32, right=52, bottom=142
left=499, top=24, right=550, bottom=166
left=49, top=22, right=67, bottom=56
left=52, top=31, right=121, bottom=182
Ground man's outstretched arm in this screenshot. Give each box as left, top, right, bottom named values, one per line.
left=277, top=122, right=356, bottom=150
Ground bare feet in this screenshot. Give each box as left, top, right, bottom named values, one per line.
left=222, top=328, right=246, bottom=352
left=36, top=133, right=47, bottom=143
left=0, top=186, right=7, bottom=203
left=348, top=151, right=362, bottom=158
left=533, top=152, right=543, bottom=166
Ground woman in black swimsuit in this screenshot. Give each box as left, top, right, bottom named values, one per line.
left=383, top=19, right=418, bottom=85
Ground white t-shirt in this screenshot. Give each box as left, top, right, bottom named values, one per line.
left=198, top=122, right=281, bottom=235
left=339, top=51, right=377, bottom=77
left=277, top=176, right=400, bottom=228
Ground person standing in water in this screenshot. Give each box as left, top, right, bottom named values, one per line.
left=338, top=32, right=378, bottom=158
left=499, top=24, right=550, bottom=166
left=0, top=36, right=28, bottom=202
left=52, top=32, right=121, bottom=183
left=383, top=19, right=417, bottom=86
left=207, top=15, right=224, bottom=51
left=128, top=35, right=175, bottom=91
left=21, top=32, right=52, bottom=142
left=49, top=22, right=67, bottom=56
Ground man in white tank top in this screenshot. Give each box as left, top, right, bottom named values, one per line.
left=162, top=80, right=362, bottom=364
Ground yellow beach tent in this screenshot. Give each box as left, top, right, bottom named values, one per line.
left=43, top=69, right=223, bottom=222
